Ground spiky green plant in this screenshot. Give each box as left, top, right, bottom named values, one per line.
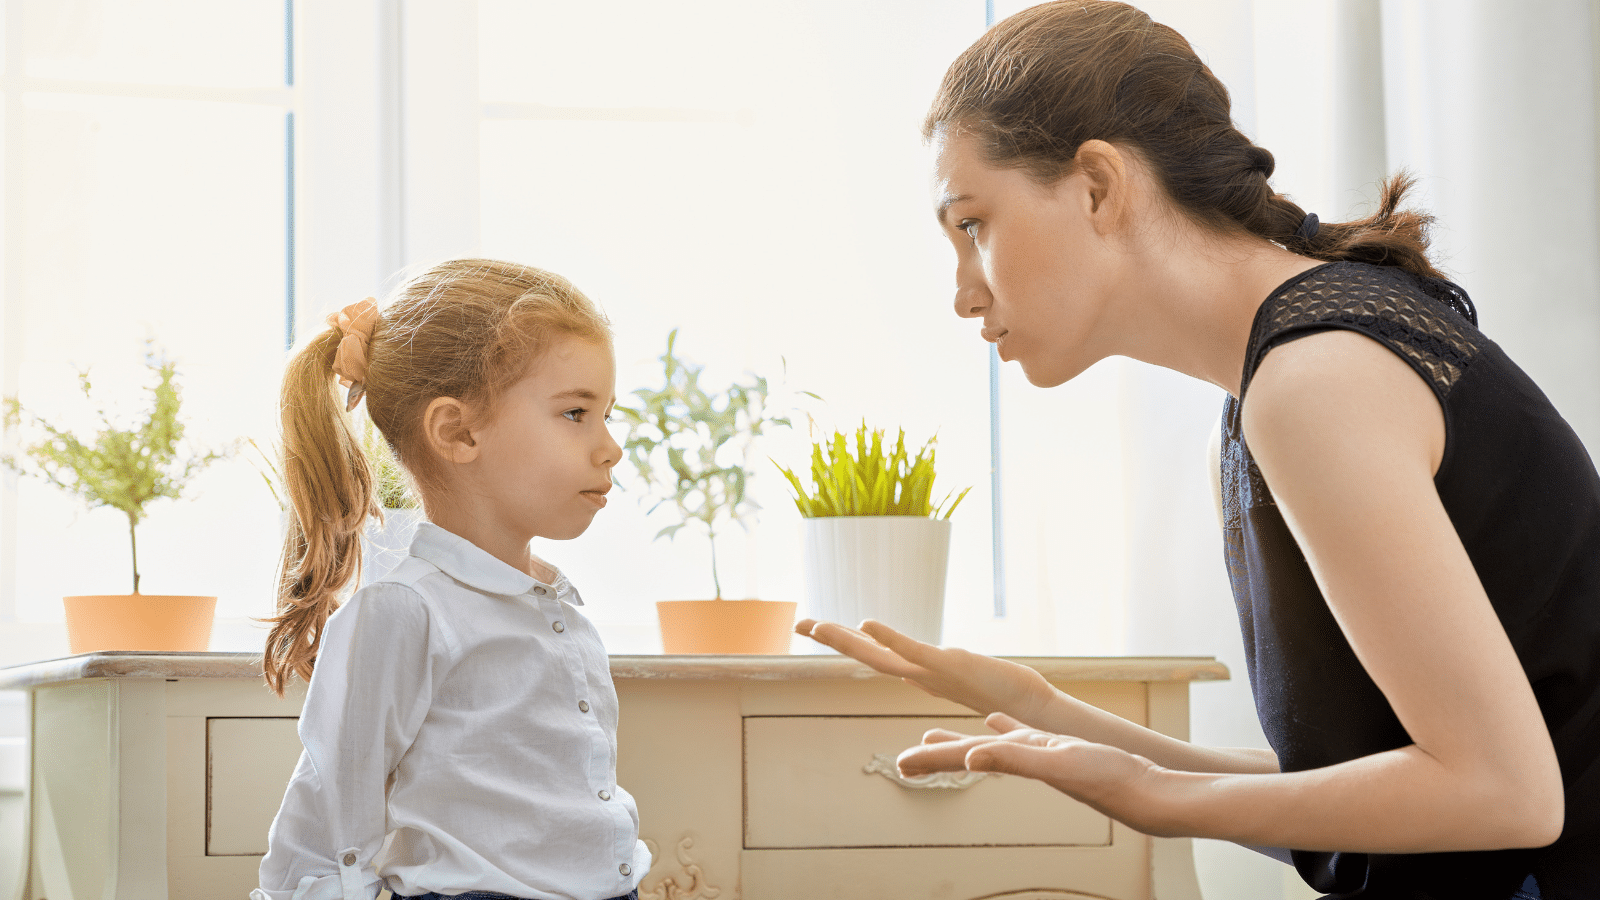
left=361, top=415, right=418, bottom=511
left=775, top=424, right=970, bottom=519
left=246, top=416, right=417, bottom=515
left=616, top=329, right=795, bottom=599
left=1, top=344, right=230, bottom=593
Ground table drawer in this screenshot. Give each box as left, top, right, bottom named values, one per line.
left=743, top=715, right=1110, bottom=849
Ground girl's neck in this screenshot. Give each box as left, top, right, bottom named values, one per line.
left=425, top=500, right=550, bottom=580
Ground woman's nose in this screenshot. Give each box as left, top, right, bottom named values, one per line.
left=953, top=281, right=991, bottom=319
left=952, top=255, right=990, bottom=319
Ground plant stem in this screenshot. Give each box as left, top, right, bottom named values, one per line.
left=709, top=532, right=722, bottom=600
left=128, top=514, right=141, bottom=594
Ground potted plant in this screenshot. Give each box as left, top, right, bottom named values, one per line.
left=359, top=414, right=422, bottom=583
left=1, top=344, right=230, bottom=653
left=617, top=329, right=798, bottom=654
left=249, top=418, right=421, bottom=585
left=775, top=424, right=970, bottom=644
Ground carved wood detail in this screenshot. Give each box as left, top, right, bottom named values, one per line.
left=639, top=836, right=722, bottom=900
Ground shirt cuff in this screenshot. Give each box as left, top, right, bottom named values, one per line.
left=252, top=850, right=378, bottom=900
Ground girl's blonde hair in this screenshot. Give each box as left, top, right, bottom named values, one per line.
left=263, top=258, right=611, bottom=695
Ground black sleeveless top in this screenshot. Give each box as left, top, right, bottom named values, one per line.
left=1220, top=262, right=1600, bottom=900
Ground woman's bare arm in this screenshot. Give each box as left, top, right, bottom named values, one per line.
left=796, top=619, right=1279, bottom=775
left=905, top=330, right=1563, bottom=854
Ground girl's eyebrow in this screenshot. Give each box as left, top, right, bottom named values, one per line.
left=549, top=388, right=616, bottom=405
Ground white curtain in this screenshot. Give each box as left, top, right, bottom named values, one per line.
left=1111, top=2, right=1600, bottom=898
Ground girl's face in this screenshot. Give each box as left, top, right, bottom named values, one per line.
left=465, top=335, right=622, bottom=542
left=932, top=129, right=1125, bottom=387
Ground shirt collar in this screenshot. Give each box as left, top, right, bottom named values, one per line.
left=407, top=522, right=578, bottom=604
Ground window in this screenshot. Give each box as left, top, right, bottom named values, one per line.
left=0, top=0, right=292, bottom=634
left=0, top=0, right=1151, bottom=658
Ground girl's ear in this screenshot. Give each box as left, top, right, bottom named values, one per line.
left=1070, top=139, right=1131, bottom=234
left=422, top=396, right=479, bottom=464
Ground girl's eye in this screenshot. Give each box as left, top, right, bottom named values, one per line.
left=563, top=408, right=587, bottom=422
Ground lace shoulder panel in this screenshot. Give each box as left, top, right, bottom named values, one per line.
left=1249, top=262, right=1483, bottom=397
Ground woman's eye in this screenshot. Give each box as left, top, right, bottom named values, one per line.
left=960, top=219, right=979, bottom=243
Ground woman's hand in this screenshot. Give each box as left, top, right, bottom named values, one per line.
left=898, top=712, right=1172, bottom=835
left=794, top=618, right=1057, bottom=723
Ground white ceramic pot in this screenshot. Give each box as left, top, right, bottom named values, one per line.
left=362, top=508, right=425, bottom=584
left=801, top=516, right=952, bottom=644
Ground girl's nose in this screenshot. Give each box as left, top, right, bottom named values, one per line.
left=597, top=429, right=622, bottom=468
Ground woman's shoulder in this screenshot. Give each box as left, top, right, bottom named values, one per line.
left=1246, top=261, right=1486, bottom=404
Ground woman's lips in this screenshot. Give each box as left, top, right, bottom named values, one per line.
left=581, top=490, right=609, bottom=508
left=982, top=327, right=1010, bottom=359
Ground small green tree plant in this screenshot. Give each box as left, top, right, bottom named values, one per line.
left=616, top=329, right=799, bottom=599
left=775, top=423, right=971, bottom=519
left=1, top=344, right=229, bottom=593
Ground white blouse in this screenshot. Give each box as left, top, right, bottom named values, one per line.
left=253, top=523, right=650, bottom=900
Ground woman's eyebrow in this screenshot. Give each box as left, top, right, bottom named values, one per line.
left=935, top=192, right=972, bottom=226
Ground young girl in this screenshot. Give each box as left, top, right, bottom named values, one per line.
left=253, top=259, right=649, bottom=900
left=799, top=3, right=1597, bottom=899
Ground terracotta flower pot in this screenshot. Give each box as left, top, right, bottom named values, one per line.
left=63, top=594, right=217, bottom=654
left=656, top=599, right=796, bottom=654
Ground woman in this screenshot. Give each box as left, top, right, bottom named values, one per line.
left=797, top=4, right=1599, bottom=899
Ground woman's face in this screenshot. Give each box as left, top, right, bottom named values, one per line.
left=932, top=129, right=1125, bottom=387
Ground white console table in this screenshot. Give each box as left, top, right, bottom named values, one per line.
left=0, top=652, right=1227, bottom=900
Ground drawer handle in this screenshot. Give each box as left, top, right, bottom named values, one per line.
left=863, top=753, right=997, bottom=790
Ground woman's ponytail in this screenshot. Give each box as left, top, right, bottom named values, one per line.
left=1267, top=172, right=1444, bottom=281
left=262, top=327, right=376, bottom=696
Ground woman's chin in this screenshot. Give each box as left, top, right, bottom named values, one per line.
left=1017, top=356, right=1081, bottom=388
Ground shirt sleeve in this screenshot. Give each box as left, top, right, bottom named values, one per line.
left=255, top=583, right=440, bottom=900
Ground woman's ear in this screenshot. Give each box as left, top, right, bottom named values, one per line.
left=1071, top=139, right=1131, bottom=234
left=422, top=396, right=479, bottom=464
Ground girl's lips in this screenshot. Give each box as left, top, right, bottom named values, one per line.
left=581, top=490, right=609, bottom=508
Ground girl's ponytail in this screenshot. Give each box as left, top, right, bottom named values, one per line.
left=263, top=325, right=376, bottom=696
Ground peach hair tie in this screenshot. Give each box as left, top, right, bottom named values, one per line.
left=327, top=297, right=379, bottom=411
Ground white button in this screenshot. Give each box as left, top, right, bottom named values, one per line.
left=552, top=621, right=565, bottom=633
left=534, top=585, right=548, bottom=596
left=599, top=789, right=612, bottom=801
left=579, top=700, right=590, bottom=713
left=620, top=863, right=632, bottom=877
left=341, top=852, right=357, bottom=867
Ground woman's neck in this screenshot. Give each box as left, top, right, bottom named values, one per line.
left=1112, top=229, right=1324, bottom=397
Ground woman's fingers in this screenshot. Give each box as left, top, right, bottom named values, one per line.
left=986, top=711, right=1024, bottom=733
left=964, top=736, right=1062, bottom=777
left=858, top=619, right=937, bottom=660
left=898, top=731, right=997, bottom=776
left=794, top=619, right=929, bottom=680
